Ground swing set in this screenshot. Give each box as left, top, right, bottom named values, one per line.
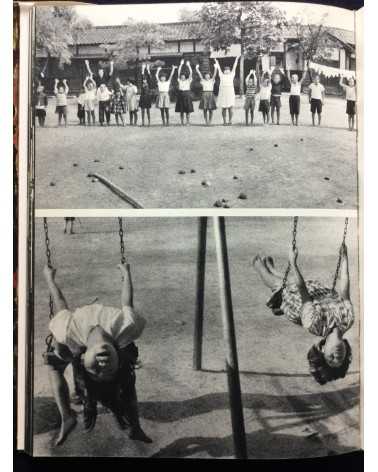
left=40, top=216, right=349, bottom=460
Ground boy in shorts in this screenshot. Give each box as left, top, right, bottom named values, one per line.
left=270, top=65, right=285, bottom=125
left=54, top=78, right=69, bottom=127
left=308, top=74, right=325, bottom=126
left=43, top=261, right=152, bottom=446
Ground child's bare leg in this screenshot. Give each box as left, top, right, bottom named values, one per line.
left=222, top=108, right=227, bottom=125
left=245, top=109, right=249, bottom=125
left=228, top=107, right=233, bottom=124
left=180, top=112, right=184, bottom=125
left=291, top=113, right=294, bottom=125
left=141, top=109, right=145, bottom=126
left=209, top=110, right=213, bottom=124
left=115, top=114, right=119, bottom=126
left=48, top=365, right=77, bottom=445
left=338, top=244, right=350, bottom=300
left=165, top=108, right=169, bottom=126
left=146, top=109, right=150, bottom=126
left=295, top=114, right=299, bottom=126
left=91, top=110, right=95, bottom=124
left=129, top=112, right=133, bottom=125
left=312, top=113, right=315, bottom=126
left=134, top=111, right=138, bottom=125
left=351, top=115, right=355, bottom=130
left=252, top=255, right=281, bottom=290
left=318, top=113, right=321, bottom=126
left=276, top=108, right=280, bottom=125
left=271, top=107, right=275, bottom=124
left=186, top=112, right=190, bottom=124
left=160, top=108, right=165, bottom=125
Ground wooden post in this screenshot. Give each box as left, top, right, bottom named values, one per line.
left=193, top=217, right=208, bottom=371
left=213, top=216, right=248, bottom=460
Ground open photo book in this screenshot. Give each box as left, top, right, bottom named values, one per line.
left=14, top=0, right=363, bottom=463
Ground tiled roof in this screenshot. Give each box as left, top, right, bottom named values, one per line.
left=74, top=21, right=201, bottom=45
left=74, top=21, right=355, bottom=47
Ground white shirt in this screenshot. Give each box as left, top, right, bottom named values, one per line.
left=343, top=85, right=356, bottom=101
left=96, top=87, right=112, bottom=101
left=290, top=82, right=302, bottom=96
left=178, top=79, right=191, bottom=91
left=259, top=83, right=272, bottom=100
left=158, top=81, right=170, bottom=93
left=201, top=79, right=214, bottom=92
left=49, top=304, right=146, bottom=356
left=309, top=83, right=325, bottom=100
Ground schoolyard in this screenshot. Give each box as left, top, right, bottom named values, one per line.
left=33, top=216, right=360, bottom=458
left=35, top=95, right=358, bottom=209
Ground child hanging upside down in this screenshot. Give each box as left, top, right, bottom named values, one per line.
left=252, top=244, right=354, bottom=385
left=43, top=262, right=152, bottom=446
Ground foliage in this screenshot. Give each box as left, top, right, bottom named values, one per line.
left=35, top=6, right=92, bottom=68
left=198, top=1, right=286, bottom=57
left=288, top=16, right=333, bottom=63
left=178, top=7, right=200, bottom=22
left=106, top=20, right=166, bottom=68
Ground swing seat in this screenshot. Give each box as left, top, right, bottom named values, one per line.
left=267, top=288, right=285, bottom=316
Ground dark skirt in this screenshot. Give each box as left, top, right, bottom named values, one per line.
left=139, top=93, right=153, bottom=109
left=175, top=90, right=194, bottom=113
left=258, top=99, right=270, bottom=113
left=346, top=100, right=356, bottom=116
left=199, top=91, right=217, bottom=110
left=289, top=95, right=301, bottom=115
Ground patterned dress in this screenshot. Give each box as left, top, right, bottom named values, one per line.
left=280, top=280, right=354, bottom=337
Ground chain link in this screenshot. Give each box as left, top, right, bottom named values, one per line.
left=332, top=217, right=349, bottom=292
left=118, top=217, right=126, bottom=264
left=43, top=218, right=54, bottom=352
left=282, top=216, right=299, bottom=289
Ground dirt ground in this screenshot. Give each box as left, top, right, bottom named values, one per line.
left=32, top=216, right=361, bottom=458
left=34, top=95, right=358, bottom=209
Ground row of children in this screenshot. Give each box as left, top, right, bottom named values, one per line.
left=34, top=57, right=357, bottom=130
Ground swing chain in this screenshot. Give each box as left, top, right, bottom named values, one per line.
left=43, top=218, right=54, bottom=352
left=118, top=217, right=126, bottom=265
left=282, top=216, right=299, bottom=289
left=332, top=217, right=349, bottom=292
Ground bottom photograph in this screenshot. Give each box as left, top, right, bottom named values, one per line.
left=31, top=216, right=360, bottom=458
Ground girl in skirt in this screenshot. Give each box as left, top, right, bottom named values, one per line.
left=175, top=59, right=194, bottom=125
left=286, top=64, right=308, bottom=126
left=214, top=55, right=240, bottom=125
left=155, top=65, right=177, bottom=126
left=116, top=78, right=139, bottom=126
left=139, top=63, right=153, bottom=126
left=196, top=62, right=217, bottom=125
left=252, top=244, right=354, bottom=385
left=111, top=89, right=126, bottom=126
left=83, top=76, right=97, bottom=126
left=244, top=69, right=258, bottom=126
left=339, top=74, right=357, bottom=131
left=258, top=73, right=272, bottom=124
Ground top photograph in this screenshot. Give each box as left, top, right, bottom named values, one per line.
left=33, top=1, right=359, bottom=209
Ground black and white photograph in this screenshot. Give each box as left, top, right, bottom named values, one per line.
left=33, top=2, right=359, bottom=209
left=31, top=216, right=360, bottom=458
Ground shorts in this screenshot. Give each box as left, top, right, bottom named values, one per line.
left=55, top=105, right=67, bottom=116
left=157, top=92, right=170, bottom=109
left=289, top=95, right=301, bottom=115
left=35, top=108, right=46, bottom=119
left=270, top=95, right=281, bottom=110
left=258, top=99, right=270, bottom=113
left=346, top=100, right=356, bottom=116
left=244, top=96, right=256, bottom=111
left=310, top=98, right=322, bottom=114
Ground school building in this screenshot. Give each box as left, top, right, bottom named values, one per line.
left=36, top=21, right=356, bottom=95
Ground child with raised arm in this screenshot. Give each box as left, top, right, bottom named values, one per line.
left=244, top=69, right=258, bottom=126
left=156, top=65, right=177, bottom=126
left=54, top=79, right=69, bottom=127
left=308, top=74, right=325, bottom=126
left=43, top=262, right=152, bottom=446
left=85, top=59, right=114, bottom=88
left=269, top=65, right=285, bottom=125
left=286, top=63, right=308, bottom=126
left=196, top=62, right=217, bottom=126
left=258, top=73, right=272, bottom=124
left=175, top=59, right=194, bottom=125
left=96, top=83, right=113, bottom=126
left=252, top=244, right=354, bottom=385
left=339, top=74, right=356, bottom=131
left=214, top=55, right=240, bottom=125
left=111, top=88, right=126, bottom=126
left=83, top=76, right=97, bottom=126
left=77, top=87, right=86, bottom=125
left=139, top=63, right=153, bottom=126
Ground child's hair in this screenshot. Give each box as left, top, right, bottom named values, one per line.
left=307, top=339, right=352, bottom=385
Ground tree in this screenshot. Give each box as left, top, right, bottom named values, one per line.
left=178, top=7, right=199, bottom=22
left=288, top=15, right=333, bottom=67
left=198, top=2, right=286, bottom=94
left=106, top=20, right=166, bottom=81
left=35, top=6, right=92, bottom=70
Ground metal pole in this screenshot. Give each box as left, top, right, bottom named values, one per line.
left=193, top=217, right=208, bottom=371
left=213, top=216, right=248, bottom=459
